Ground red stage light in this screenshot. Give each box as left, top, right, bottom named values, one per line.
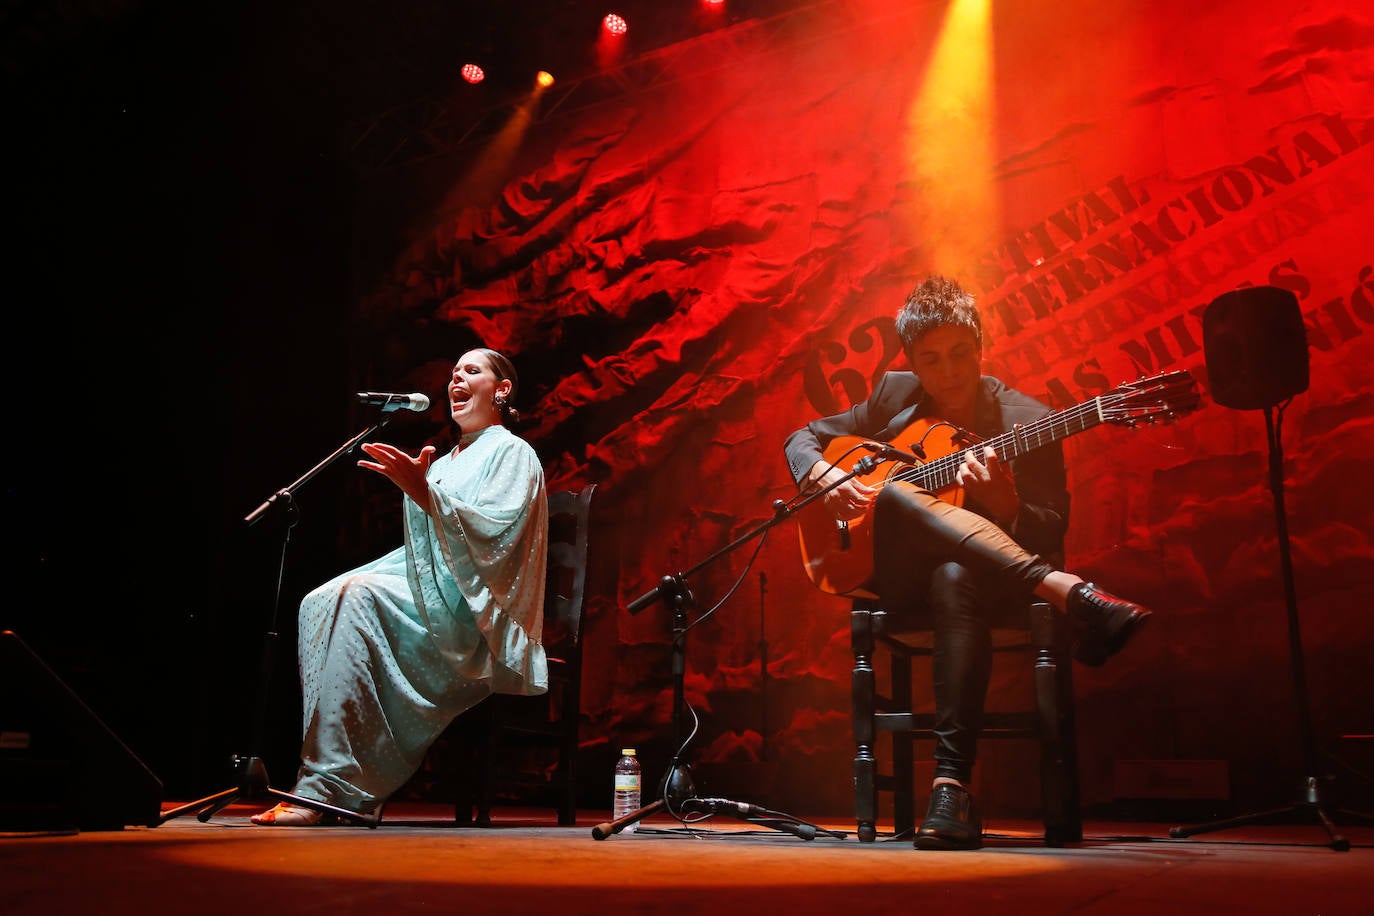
left=699, top=0, right=726, bottom=24
left=461, top=63, right=484, bottom=84
left=603, top=13, right=628, bottom=36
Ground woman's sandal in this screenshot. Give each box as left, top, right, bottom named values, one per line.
left=249, top=802, right=337, bottom=826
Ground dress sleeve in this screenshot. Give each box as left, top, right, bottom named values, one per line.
left=405, top=431, right=550, bottom=693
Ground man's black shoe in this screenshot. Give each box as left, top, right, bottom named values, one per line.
left=1068, top=582, right=1152, bottom=665
left=914, top=783, right=982, bottom=850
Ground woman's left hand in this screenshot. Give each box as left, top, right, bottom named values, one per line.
left=359, top=442, right=437, bottom=508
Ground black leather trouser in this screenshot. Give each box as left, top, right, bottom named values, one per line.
left=873, top=482, right=1056, bottom=783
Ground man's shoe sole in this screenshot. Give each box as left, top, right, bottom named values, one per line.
left=915, top=832, right=983, bottom=850
left=1106, top=607, right=1152, bottom=655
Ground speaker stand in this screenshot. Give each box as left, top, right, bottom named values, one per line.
left=1169, top=404, right=1372, bottom=850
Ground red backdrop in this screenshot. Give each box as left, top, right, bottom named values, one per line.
left=346, top=0, right=1374, bottom=816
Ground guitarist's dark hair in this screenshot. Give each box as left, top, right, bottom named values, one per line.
left=894, top=275, right=983, bottom=350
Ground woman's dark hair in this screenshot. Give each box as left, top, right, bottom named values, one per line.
left=473, top=347, right=521, bottom=424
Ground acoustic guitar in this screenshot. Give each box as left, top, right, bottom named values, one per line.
left=794, top=369, right=1202, bottom=596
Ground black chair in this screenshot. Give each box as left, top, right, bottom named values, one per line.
left=452, top=482, right=596, bottom=826
left=850, top=595, right=1082, bottom=846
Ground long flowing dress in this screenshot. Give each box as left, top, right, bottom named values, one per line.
left=290, top=424, right=548, bottom=813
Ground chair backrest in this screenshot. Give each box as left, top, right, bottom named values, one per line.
left=542, top=483, right=595, bottom=656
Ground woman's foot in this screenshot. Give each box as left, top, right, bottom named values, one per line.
left=250, top=802, right=332, bottom=826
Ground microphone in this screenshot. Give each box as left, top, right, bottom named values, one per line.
left=680, top=797, right=763, bottom=818
left=680, top=798, right=820, bottom=840
left=861, top=441, right=924, bottom=464
left=356, top=392, right=431, bottom=412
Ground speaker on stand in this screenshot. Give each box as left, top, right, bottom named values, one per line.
left=1169, top=285, right=1369, bottom=850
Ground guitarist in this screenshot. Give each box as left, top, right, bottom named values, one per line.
left=784, top=275, right=1152, bottom=850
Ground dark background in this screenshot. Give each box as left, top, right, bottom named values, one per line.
left=5, top=0, right=782, bottom=801
left=9, top=0, right=384, bottom=796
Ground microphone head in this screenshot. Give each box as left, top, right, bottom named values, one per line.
left=356, top=392, right=432, bottom=412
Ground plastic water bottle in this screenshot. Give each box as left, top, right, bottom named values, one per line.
left=613, top=748, right=642, bottom=833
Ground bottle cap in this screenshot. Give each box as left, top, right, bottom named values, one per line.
left=621, top=748, right=636, bottom=756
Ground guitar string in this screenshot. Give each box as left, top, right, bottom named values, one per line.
left=867, top=374, right=1193, bottom=494
left=862, top=390, right=1121, bottom=496
left=814, top=372, right=1192, bottom=501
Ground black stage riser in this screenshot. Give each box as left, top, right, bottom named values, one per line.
left=0, top=630, right=162, bottom=832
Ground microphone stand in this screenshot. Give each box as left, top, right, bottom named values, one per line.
left=591, top=452, right=888, bottom=841
left=758, top=572, right=769, bottom=763
left=159, top=416, right=397, bottom=827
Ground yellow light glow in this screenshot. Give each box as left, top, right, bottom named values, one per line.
left=535, top=70, right=555, bottom=88
left=905, top=0, right=995, bottom=272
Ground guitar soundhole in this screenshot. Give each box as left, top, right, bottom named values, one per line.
left=837, top=519, right=851, bottom=551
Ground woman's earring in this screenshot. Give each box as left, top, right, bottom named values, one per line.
left=494, top=394, right=507, bottom=409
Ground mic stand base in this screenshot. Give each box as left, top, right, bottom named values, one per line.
left=591, top=759, right=847, bottom=842
left=604, top=457, right=885, bottom=843
left=157, top=758, right=380, bottom=829
left=591, top=759, right=695, bottom=839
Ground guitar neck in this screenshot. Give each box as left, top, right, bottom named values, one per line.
left=903, top=397, right=1107, bottom=490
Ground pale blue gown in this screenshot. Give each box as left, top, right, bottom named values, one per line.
left=290, top=424, right=548, bottom=813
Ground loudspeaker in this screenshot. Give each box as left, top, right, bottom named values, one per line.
left=0, top=630, right=162, bottom=831
left=1202, top=285, right=1309, bottom=410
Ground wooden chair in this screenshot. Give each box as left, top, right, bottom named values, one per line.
left=850, top=595, right=1082, bottom=846
left=452, top=482, right=596, bottom=826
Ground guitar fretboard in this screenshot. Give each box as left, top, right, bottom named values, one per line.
left=894, top=395, right=1107, bottom=490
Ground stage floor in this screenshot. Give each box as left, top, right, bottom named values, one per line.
left=2, top=802, right=1371, bottom=914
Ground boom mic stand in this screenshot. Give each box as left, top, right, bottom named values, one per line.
left=159, top=417, right=398, bottom=828
left=591, top=451, right=889, bottom=841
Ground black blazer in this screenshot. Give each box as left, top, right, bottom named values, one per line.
left=783, top=371, right=1069, bottom=560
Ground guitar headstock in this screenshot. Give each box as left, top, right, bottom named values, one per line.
left=1100, top=369, right=1203, bottom=426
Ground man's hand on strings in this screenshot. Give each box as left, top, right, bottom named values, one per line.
left=956, top=446, right=1020, bottom=528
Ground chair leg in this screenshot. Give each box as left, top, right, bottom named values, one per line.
left=890, top=650, right=916, bottom=838
left=1030, top=601, right=1082, bottom=845
left=1054, top=625, right=1083, bottom=844
left=557, top=688, right=580, bottom=826
left=476, top=716, right=495, bottom=827
left=457, top=700, right=494, bottom=828
left=851, top=608, right=879, bottom=843
left=452, top=740, right=477, bottom=826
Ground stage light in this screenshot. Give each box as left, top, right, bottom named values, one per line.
left=603, top=13, right=628, bottom=36
left=697, top=0, right=727, bottom=28
left=536, top=70, right=556, bottom=88
left=906, top=0, right=994, bottom=268
left=460, top=63, right=485, bottom=84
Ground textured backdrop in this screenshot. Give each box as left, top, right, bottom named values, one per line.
left=326, top=0, right=1374, bottom=817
